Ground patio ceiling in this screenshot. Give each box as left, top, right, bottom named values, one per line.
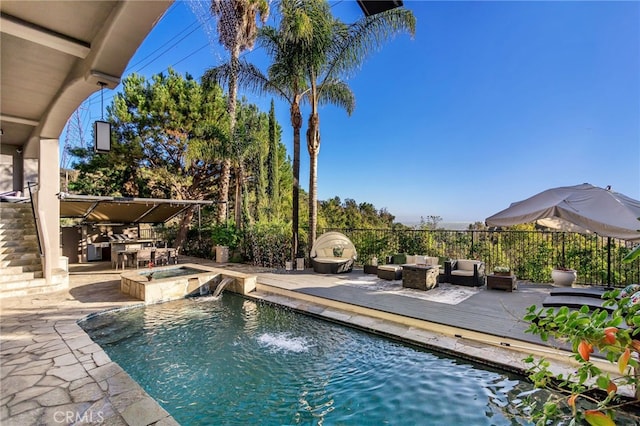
left=0, top=1, right=171, bottom=156
left=59, top=194, right=215, bottom=224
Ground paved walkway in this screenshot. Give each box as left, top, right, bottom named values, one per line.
left=0, top=259, right=622, bottom=425
left=0, top=264, right=179, bottom=426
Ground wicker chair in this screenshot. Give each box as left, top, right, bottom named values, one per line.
left=310, top=232, right=357, bottom=274
left=444, top=259, right=486, bottom=287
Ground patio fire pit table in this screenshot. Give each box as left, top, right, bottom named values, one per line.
left=402, top=264, right=438, bottom=291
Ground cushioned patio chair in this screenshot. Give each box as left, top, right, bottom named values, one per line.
left=444, top=259, right=486, bottom=287
left=310, top=232, right=357, bottom=274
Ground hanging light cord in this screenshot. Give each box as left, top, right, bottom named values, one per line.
left=99, top=82, right=106, bottom=120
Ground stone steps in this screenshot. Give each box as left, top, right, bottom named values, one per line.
left=0, top=228, right=37, bottom=238
left=0, top=268, right=67, bottom=298
left=0, top=244, right=39, bottom=255
left=0, top=251, right=39, bottom=262
left=0, top=202, right=56, bottom=297
left=0, top=268, right=44, bottom=282
left=0, top=257, right=42, bottom=270
left=0, top=235, right=38, bottom=247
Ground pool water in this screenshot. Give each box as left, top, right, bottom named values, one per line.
left=139, top=266, right=207, bottom=280
left=81, top=294, right=539, bottom=425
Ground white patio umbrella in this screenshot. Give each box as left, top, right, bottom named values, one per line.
left=485, top=183, right=640, bottom=241
left=485, top=183, right=640, bottom=286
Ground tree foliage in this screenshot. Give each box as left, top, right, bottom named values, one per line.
left=319, top=196, right=395, bottom=230
left=296, top=0, right=416, bottom=255
left=522, top=290, right=640, bottom=425
left=68, top=69, right=291, bottom=249
left=266, top=99, right=280, bottom=221
left=209, top=0, right=270, bottom=223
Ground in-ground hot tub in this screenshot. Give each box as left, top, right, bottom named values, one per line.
left=120, top=263, right=256, bottom=304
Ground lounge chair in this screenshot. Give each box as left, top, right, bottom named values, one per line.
left=444, top=259, right=486, bottom=287
left=310, top=232, right=357, bottom=274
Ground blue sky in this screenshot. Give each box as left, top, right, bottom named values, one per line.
left=66, top=0, right=640, bottom=225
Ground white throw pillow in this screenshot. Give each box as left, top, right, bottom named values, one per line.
left=406, top=255, right=416, bottom=264
left=425, top=256, right=439, bottom=266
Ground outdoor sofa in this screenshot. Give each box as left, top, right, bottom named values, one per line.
left=377, top=254, right=440, bottom=281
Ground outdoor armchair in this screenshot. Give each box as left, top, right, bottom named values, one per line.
left=444, top=259, right=486, bottom=287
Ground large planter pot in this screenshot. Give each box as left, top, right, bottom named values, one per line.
left=551, top=269, right=577, bottom=287
left=215, top=245, right=229, bottom=263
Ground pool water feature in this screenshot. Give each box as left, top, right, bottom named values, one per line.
left=120, top=263, right=256, bottom=304
left=81, top=293, right=542, bottom=425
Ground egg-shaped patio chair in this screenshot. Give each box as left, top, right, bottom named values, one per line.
left=310, top=232, right=357, bottom=274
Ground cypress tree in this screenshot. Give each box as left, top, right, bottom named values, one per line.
left=267, top=99, right=280, bottom=220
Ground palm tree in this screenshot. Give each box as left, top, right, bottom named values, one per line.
left=204, top=1, right=309, bottom=261
left=208, top=0, right=269, bottom=224
left=303, top=2, right=416, bottom=252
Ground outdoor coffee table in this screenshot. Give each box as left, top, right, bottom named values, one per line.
left=401, top=264, right=438, bottom=290
left=486, top=274, right=517, bottom=291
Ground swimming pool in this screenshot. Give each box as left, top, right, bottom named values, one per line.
left=81, top=293, right=538, bottom=425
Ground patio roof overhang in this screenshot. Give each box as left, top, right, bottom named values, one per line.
left=0, top=1, right=172, bottom=154
left=356, top=0, right=403, bottom=16
left=59, top=194, right=216, bottom=224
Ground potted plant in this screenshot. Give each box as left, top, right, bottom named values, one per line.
left=551, top=266, right=577, bottom=287
left=211, top=224, right=239, bottom=263
left=493, top=266, right=511, bottom=276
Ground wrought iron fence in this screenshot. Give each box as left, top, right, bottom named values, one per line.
left=323, top=228, right=640, bottom=287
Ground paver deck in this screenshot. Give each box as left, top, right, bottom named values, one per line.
left=0, top=258, right=624, bottom=425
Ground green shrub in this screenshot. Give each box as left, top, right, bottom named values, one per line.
left=242, top=222, right=291, bottom=268
left=210, top=223, right=240, bottom=249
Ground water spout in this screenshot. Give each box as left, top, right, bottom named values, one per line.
left=213, top=277, right=234, bottom=298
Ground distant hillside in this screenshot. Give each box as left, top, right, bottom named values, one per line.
left=439, top=222, right=473, bottom=230
left=399, top=221, right=473, bottom=230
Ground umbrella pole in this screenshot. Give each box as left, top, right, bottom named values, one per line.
left=607, top=237, right=612, bottom=288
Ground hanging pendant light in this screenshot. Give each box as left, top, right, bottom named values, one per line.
left=94, top=82, right=111, bottom=153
